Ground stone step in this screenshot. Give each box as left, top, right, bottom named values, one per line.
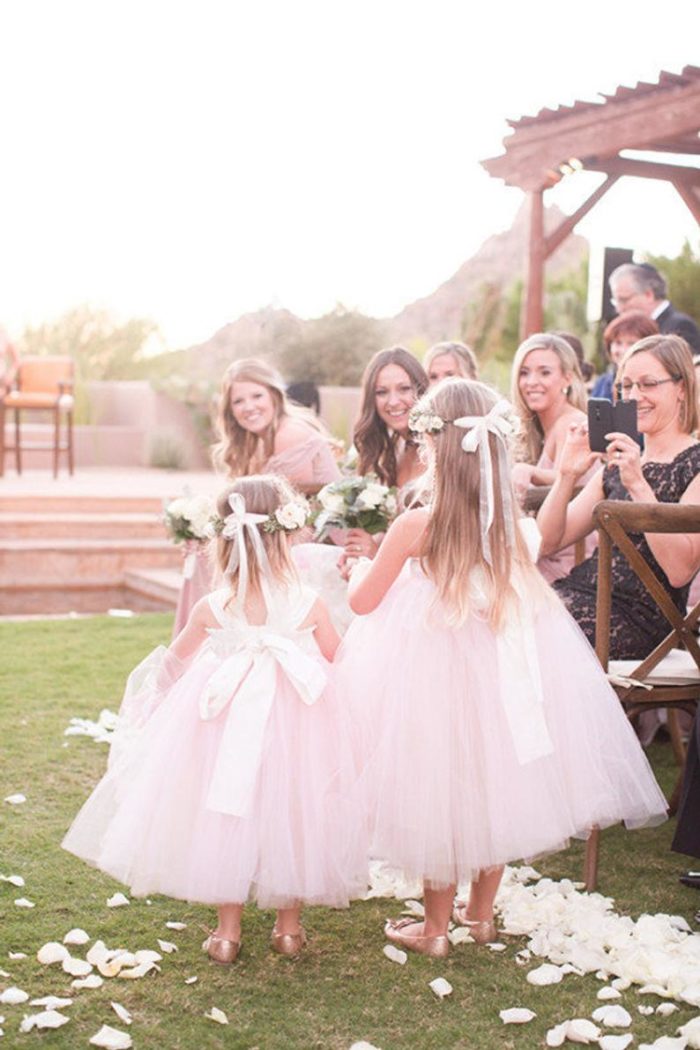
left=0, top=512, right=166, bottom=540
left=0, top=538, right=182, bottom=588
left=0, top=493, right=166, bottom=514
left=125, top=568, right=181, bottom=606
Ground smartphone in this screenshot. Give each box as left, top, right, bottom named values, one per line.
left=587, top=398, right=638, bottom=453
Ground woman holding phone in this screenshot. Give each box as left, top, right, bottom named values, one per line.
left=537, top=335, right=700, bottom=659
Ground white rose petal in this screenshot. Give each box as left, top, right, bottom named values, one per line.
left=682, top=987, right=700, bottom=1008
left=448, top=926, right=477, bottom=945
left=71, top=975, right=104, bottom=990
left=638, top=1039, right=687, bottom=1050
left=86, top=941, right=110, bottom=965
left=679, top=1017, right=700, bottom=1049
left=0, top=970, right=8, bottom=978
left=599, top=1036, right=634, bottom=1050
left=157, top=939, right=177, bottom=954
left=0, top=875, right=24, bottom=888
left=612, top=978, right=632, bottom=991
left=4, top=794, right=26, bottom=805
left=206, top=1007, right=229, bottom=1024
left=402, top=900, right=425, bottom=918
left=62, top=956, right=93, bottom=977
left=30, top=997, right=72, bottom=1010
left=429, top=978, right=452, bottom=999
left=89, top=1024, right=133, bottom=1049
left=349, top=1044, right=382, bottom=1050
left=546, top=1022, right=569, bottom=1047
left=0, top=987, right=29, bottom=1005
left=133, top=950, right=162, bottom=965
left=14, top=898, right=34, bottom=908
left=19, top=1009, right=70, bottom=1032
left=64, top=929, right=90, bottom=946
left=119, top=961, right=159, bottom=979
left=499, top=1008, right=536, bottom=1024
left=591, top=1005, right=632, bottom=1027
left=110, top=1002, right=132, bottom=1025
left=657, top=1003, right=680, bottom=1016
left=527, top=963, right=564, bottom=986
left=382, top=945, right=407, bottom=965
left=638, top=1005, right=655, bottom=1016
left=184, top=976, right=198, bottom=985
left=487, top=942, right=507, bottom=951
left=107, top=893, right=130, bottom=908
left=565, top=1018, right=601, bottom=1043
left=37, top=942, right=70, bottom=964
left=165, top=922, right=186, bottom=931
left=598, top=987, right=622, bottom=1000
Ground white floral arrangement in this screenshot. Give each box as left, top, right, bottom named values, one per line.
left=163, top=493, right=217, bottom=544
left=313, top=475, right=398, bottom=539
left=265, top=498, right=309, bottom=534
left=408, top=406, right=445, bottom=434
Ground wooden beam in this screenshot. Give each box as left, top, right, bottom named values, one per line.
left=544, top=175, right=618, bottom=258
left=584, top=155, right=700, bottom=185
left=521, top=190, right=545, bottom=338
left=673, top=181, right=700, bottom=225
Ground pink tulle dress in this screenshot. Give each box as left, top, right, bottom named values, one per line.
left=333, top=552, right=668, bottom=889
left=63, top=584, right=366, bottom=909
left=172, top=433, right=341, bottom=636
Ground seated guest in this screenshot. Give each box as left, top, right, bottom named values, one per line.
left=609, top=262, right=700, bottom=354
left=591, top=312, right=659, bottom=401
left=538, top=334, right=700, bottom=659
left=424, top=341, right=478, bottom=385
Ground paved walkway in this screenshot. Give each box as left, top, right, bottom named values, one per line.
left=0, top=467, right=221, bottom=500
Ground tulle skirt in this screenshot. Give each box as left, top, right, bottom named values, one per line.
left=333, top=565, right=668, bottom=888
left=63, top=654, right=367, bottom=908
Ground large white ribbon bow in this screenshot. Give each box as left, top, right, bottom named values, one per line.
left=199, top=626, right=327, bottom=817
left=220, top=493, right=270, bottom=610
left=454, top=399, right=517, bottom=563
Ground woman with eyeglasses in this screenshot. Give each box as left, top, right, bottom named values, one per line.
left=537, top=334, right=700, bottom=659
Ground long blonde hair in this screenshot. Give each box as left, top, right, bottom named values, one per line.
left=510, top=333, right=586, bottom=464
left=417, top=379, right=539, bottom=629
left=213, top=358, right=326, bottom=477
left=424, top=341, right=478, bottom=381
left=215, top=475, right=298, bottom=598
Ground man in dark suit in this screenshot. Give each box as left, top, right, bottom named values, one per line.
left=609, top=262, right=700, bottom=354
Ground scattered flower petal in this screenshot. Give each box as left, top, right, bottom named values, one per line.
left=638, top=1039, right=687, bottom=1050
left=107, top=893, right=130, bottom=908
left=133, top=950, right=162, bottom=965
left=165, top=922, right=186, bottom=931
left=0, top=875, right=24, bottom=888
left=7, top=954, right=26, bottom=961
left=679, top=1017, right=700, bottom=1048
left=37, top=942, right=70, bottom=965
left=657, top=1003, right=680, bottom=1016
left=402, top=900, right=425, bottom=918
left=499, top=1008, right=536, bottom=1024
left=349, top=1043, right=382, bottom=1050
left=546, top=1022, right=568, bottom=1047
left=4, top=794, right=26, bottom=805
left=157, top=940, right=177, bottom=954
left=591, top=1005, right=632, bottom=1028
left=382, top=945, right=407, bottom=965
left=447, top=926, right=476, bottom=946
left=62, top=956, right=93, bottom=977
left=598, top=987, right=623, bottom=1001
left=527, top=963, right=564, bottom=986
left=599, top=1036, right=633, bottom=1050
left=565, top=1018, right=601, bottom=1043
left=638, top=1005, right=655, bottom=1016
left=89, top=1024, right=133, bottom=1049
left=86, top=941, right=110, bottom=966
left=0, top=987, right=29, bottom=1005
left=184, top=976, right=198, bottom=985
left=639, top=983, right=671, bottom=997
left=30, top=997, right=72, bottom=1010
left=0, top=971, right=8, bottom=978
left=205, top=1007, right=229, bottom=1025
left=110, top=1002, right=132, bottom=1025
left=487, top=942, right=507, bottom=952
left=19, top=1009, right=70, bottom=1032
left=429, top=978, right=452, bottom=1000
left=71, top=975, right=104, bottom=990
left=64, top=929, right=90, bottom=946
left=612, top=978, right=632, bottom=991
left=13, top=898, right=34, bottom=909
left=119, top=961, right=159, bottom=979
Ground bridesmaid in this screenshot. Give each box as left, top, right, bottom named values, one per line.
left=510, top=333, right=595, bottom=583
left=173, top=358, right=340, bottom=635
left=424, top=341, right=478, bottom=385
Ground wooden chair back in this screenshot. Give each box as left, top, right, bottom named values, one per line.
left=16, top=355, right=74, bottom=394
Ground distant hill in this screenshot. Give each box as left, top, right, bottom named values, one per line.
left=185, top=201, right=587, bottom=373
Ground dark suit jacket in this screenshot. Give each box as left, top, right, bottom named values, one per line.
left=655, top=302, right=700, bottom=354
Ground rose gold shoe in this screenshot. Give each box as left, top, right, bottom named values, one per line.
left=452, top=903, right=498, bottom=945
left=270, top=925, right=307, bottom=957
left=384, top=918, right=449, bottom=958
left=202, top=933, right=240, bottom=964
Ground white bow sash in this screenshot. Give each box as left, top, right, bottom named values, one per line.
left=199, top=627, right=327, bottom=817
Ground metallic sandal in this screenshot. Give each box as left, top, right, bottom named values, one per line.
left=384, top=918, right=449, bottom=958
left=270, top=924, right=307, bottom=957
left=451, top=903, right=498, bottom=945
left=202, top=932, right=240, bottom=964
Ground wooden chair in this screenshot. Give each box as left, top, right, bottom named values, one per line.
left=583, top=500, right=700, bottom=890
left=1, top=356, right=75, bottom=477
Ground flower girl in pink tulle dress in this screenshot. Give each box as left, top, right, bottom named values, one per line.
left=63, top=475, right=365, bottom=964
left=335, top=378, right=667, bottom=958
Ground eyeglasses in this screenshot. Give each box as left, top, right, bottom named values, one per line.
left=610, top=294, right=638, bottom=310
left=615, top=377, right=680, bottom=397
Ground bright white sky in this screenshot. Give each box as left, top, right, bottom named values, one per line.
left=1, top=1, right=699, bottom=348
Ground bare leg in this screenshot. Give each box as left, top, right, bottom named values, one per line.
left=216, top=903, right=243, bottom=942
left=465, top=866, right=504, bottom=922
left=423, top=882, right=457, bottom=937
left=274, top=903, right=303, bottom=937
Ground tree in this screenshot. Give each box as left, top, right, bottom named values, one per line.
left=646, top=241, right=700, bottom=322
left=276, top=306, right=386, bottom=386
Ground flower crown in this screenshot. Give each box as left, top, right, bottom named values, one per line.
left=212, top=496, right=309, bottom=538
left=408, top=407, right=445, bottom=434
left=409, top=401, right=520, bottom=439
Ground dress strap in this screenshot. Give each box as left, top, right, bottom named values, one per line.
left=208, top=588, right=233, bottom=626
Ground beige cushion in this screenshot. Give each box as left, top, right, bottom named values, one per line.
left=609, top=649, right=700, bottom=686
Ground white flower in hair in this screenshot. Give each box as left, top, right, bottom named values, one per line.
left=274, top=500, right=308, bottom=530
left=409, top=407, right=444, bottom=434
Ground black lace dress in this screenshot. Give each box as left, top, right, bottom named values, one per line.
left=553, top=444, right=700, bottom=660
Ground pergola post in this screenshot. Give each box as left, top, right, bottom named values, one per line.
left=521, top=189, right=545, bottom=338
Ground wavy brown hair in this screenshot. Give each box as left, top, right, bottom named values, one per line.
left=215, top=474, right=298, bottom=599
left=510, top=333, right=587, bottom=464
left=417, top=379, right=546, bottom=628
left=213, top=358, right=326, bottom=477
left=354, top=347, right=428, bottom=485
left=619, top=333, right=698, bottom=434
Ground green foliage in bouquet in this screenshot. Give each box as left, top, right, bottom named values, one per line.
left=313, top=475, right=398, bottom=540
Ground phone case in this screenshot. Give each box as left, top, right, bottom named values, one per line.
left=587, top=398, right=612, bottom=453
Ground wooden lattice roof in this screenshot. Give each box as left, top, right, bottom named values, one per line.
left=482, top=65, right=700, bottom=194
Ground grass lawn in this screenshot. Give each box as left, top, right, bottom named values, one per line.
left=1, top=613, right=699, bottom=1050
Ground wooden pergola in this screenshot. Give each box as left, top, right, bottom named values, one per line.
left=482, top=66, right=700, bottom=338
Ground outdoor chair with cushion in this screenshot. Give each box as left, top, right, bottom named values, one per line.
left=0, top=355, right=75, bottom=478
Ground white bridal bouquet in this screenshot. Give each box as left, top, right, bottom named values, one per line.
left=163, top=493, right=217, bottom=544
left=313, top=475, right=398, bottom=540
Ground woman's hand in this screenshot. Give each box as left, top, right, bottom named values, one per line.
left=511, top=462, right=535, bottom=506
left=344, top=528, right=378, bottom=560
left=604, top=431, right=649, bottom=499
left=558, top=421, right=600, bottom=480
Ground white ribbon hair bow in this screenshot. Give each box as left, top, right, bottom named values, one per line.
left=454, top=399, right=517, bottom=564
left=221, top=492, right=271, bottom=609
